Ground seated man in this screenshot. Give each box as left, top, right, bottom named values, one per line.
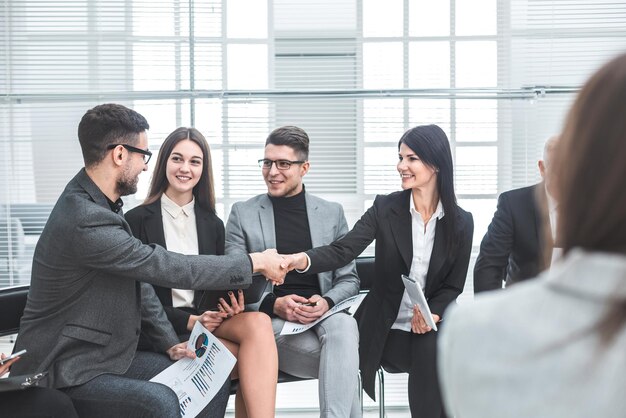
left=226, top=126, right=362, bottom=418
left=10, top=103, right=286, bottom=417
left=474, top=135, right=559, bottom=292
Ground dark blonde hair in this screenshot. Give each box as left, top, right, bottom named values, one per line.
left=144, top=127, right=216, bottom=212
left=554, top=53, right=626, bottom=343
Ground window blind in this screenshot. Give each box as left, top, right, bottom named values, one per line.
left=2, top=0, right=626, bottom=412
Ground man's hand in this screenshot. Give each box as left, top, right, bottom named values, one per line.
left=217, top=289, right=245, bottom=317
left=166, top=341, right=196, bottom=361
left=188, top=310, right=228, bottom=332
left=411, top=306, right=440, bottom=334
left=281, top=252, right=309, bottom=271
left=273, top=294, right=310, bottom=322
left=293, top=294, right=329, bottom=324
left=250, top=249, right=288, bottom=285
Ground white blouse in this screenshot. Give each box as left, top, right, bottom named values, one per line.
left=391, top=199, right=444, bottom=331
left=161, top=193, right=199, bottom=308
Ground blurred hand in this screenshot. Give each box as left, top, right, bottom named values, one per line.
left=166, top=342, right=196, bottom=361
left=411, top=306, right=439, bottom=334
left=273, top=294, right=310, bottom=322
left=189, top=310, right=228, bottom=332
left=0, top=353, right=21, bottom=377
left=281, top=252, right=309, bottom=272
left=250, top=249, right=288, bottom=285
left=293, top=294, right=329, bottom=324
left=218, top=289, right=245, bottom=317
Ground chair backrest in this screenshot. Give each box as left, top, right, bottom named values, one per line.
left=0, top=285, right=29, bottom=337
left=355, top=256, right=375, bottom=291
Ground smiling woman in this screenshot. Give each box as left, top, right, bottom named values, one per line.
left=124, top=126, right=279, bottom=418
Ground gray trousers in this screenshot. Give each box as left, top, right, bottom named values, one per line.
left=62, top=350, right=229, bottom=418
left=273, top=312, right=362, bottom=418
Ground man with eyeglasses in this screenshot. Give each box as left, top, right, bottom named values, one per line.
left=225, top=126, right=362, bottom=417
left=11, top=103, right=288, bottom=418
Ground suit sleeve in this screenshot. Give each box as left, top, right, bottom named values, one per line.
left=428, top=212, right=474, bottom=317
left=474, top=193, right=514, bottom=293
left=72, top=202, right=252, bottom=292
left=306, top=198, right=379, bottom=274
left=225, top=203, right=272, bottom=313
left=322, top=204, right=360, bottom=305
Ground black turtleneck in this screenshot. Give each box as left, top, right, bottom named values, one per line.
left=258, top=188, right=331, bottom=316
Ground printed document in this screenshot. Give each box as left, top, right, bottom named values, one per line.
left=150, top=322, right=236, bottom=417
left=401, top=274, right=438, bottom=331
left=280, top=294, right=365, bottom=335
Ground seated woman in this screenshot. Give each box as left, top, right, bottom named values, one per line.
left=1, top=352, right=79, bottom=417
left=126, top=127, right=277, bottom=418
left=288, top=125, right=474, bottom=418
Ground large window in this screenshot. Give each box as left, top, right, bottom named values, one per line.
left=2, top=0, right=626, bottom=412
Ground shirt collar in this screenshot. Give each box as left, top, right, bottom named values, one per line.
left=106, top=196, right=124, bottom=214
left=161, top=193, right=195, bottom=219
left=545, top=185, right=558, bottom=213
left=409, top=198, right=445, bottom=220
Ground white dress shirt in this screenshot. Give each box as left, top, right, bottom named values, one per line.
left=391, top=199, right=444, bottom=331
left=546, top=187, right=562, bottom=265
left=161, top=193, right=199, bottom=308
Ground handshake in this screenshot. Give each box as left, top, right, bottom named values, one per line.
left=249, top=249, right=310, bottom=285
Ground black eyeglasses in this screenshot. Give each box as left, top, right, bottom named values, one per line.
left=107, top=143, right=152, bottom=164
left=258, top=159, right=306, bottom=170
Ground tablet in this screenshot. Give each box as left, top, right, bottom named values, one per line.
left=197, top=274, right=269, bottom=312
left=401, top=274, right=438, bottom=331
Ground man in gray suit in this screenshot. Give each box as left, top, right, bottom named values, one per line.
left=11, top=104, right=286, bottom=417
left=226, top=126, right=361, bottom=418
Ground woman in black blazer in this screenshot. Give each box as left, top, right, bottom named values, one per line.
left=289, top=125, right=473, bottom=418
left=126, top=127, right=278, bottom=418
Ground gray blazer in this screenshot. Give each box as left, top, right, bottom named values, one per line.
left=225, top=192, right=359, bottom=311
left=12, top=169, right=252, bottom=388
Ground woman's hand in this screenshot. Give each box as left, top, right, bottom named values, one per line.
left=411, top=306, right=440, bottom=334
left=218, top=289, right=245, bottom=317
left=0, top=353, right=21, bottom=377
left=189, top=310, right=229, bottom=332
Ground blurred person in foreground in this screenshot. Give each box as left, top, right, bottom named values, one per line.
left=438, top=53, right=626, bottom=418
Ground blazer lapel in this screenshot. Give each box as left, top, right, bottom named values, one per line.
left=389, top=190, right=413, bottom=271
left=144, top=201, right=166, bottom=248
left=195, top=206, right=211, bottom=254
left=305, top=194, right=323, bottom=247
left=425, top=218, right=447, bottom=295
left=258, top=195, right=276, bottom=249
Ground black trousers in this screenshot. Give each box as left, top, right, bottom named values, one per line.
left=381, top=329, right=447, bottom=418
left=0, top=387, right=79, bottom=418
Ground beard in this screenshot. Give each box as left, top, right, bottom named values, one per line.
left=116, top=164, right=140, bottom=196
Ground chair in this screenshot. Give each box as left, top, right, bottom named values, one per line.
left=355, top=257, right=386, bottom=418
left=0, top=285, right=29, bottom=338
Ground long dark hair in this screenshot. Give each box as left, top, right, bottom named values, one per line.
left=554, top=53, right=626, bottom=343
left=144, top=127, right=216, bottom=213
left=398, top=124, right=460, bottom=255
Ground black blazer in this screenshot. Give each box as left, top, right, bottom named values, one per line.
left=473, top=183, right=551, bottom=293
left=125, top=199, right=225, bottom=334
left=305, top=189, right=473, bottom=399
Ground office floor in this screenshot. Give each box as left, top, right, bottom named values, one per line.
left=1, top=336, right=410, bottom=417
